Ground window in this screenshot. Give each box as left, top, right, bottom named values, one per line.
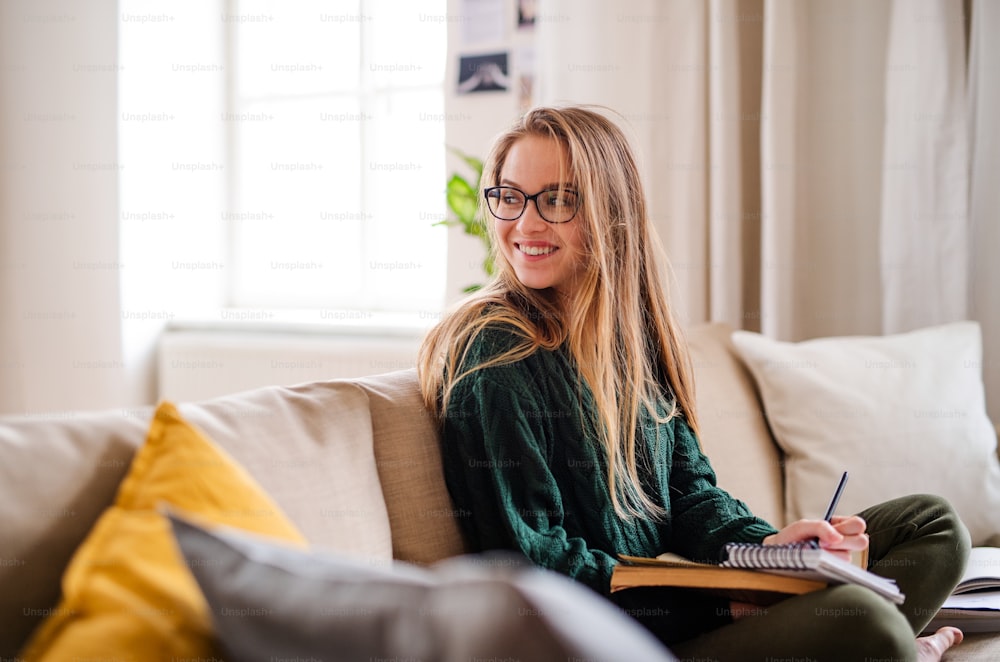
left=226, top=0, right=447, bottom=313
left=120, top=0, right=448, bottom=326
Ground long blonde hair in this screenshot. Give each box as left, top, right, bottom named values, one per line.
left=418, top=105, right=699, bottom=520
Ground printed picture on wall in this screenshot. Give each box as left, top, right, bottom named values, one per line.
left=457, top=52, right=510, bottom=94
left=518, top=0, right=537, bottom=29
left=516, top=46, right=535, bottom=112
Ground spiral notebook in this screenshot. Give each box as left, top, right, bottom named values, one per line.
left=614, top=542, right=904, bottom=606
left=720, top=541, right=905, bottom=605
left=613, top=552, right=827, bottom=605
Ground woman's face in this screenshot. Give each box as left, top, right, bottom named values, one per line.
left=493, top=135, right=586, bottom=299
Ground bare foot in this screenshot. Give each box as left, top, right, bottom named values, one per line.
left=917, top=626, right=964, bottom=661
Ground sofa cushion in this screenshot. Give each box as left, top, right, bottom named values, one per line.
left=18, top=402, right=306, bottom=661
left=686, top=323, right=786, bottom=528
left=0, top=379, right=394, bottom=657
left=167, top=512, right=677, bottom=662
left=0, top=409, right=148, bottom=657
left=180, top=380, right=393, bottom=558
left=356, top=369, right=468, bottom=563
left=731, top=321, right=1000, bottom=546
left=947, top=632, right=1000, bottom=659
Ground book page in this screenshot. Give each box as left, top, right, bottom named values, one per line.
left=942, top=591, right=1000, bottom=610
left=618, top=553, right=713, bottom=568
left=953, top=547, right=1000, bottom=593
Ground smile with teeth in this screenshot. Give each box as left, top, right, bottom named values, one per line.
left=517, top=243, right=557, bottom=256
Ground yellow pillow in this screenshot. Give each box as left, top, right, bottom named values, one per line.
left=19, top=401, right=307, bottom=661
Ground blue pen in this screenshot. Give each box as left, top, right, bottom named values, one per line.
left=809, top=471, right=849, bottom=549
left=823, top=471, right=850, bottom=522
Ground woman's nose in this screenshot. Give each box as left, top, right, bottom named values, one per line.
left=517, top=199, right=547, bottom=233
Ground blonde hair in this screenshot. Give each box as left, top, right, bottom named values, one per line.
left=418, top=105, right=699, bottom=520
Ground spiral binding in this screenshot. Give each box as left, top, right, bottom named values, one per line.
left=721, top=540, right=820, bottom=569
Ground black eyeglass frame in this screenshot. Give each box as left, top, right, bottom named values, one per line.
left=483, top=185, right=582, bottom=224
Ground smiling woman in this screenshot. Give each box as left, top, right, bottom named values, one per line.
left=487, top=135, right=586, bottom=295
left=417, top=105, right=970, bottom=662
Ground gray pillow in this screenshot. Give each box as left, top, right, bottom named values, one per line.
left=167, top=513, right=676, bottom=662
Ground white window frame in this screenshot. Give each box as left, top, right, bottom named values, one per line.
left=222, top=0, right=447, bottom=316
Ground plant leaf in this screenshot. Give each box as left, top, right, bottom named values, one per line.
left=446, top=174, right=478, bottom=228
left=441, top=146, right=493, bottom=293
left=448, top=146, right=484, bottom=181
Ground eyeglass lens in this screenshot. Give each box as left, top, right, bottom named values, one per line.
left=485, top=187, right=579, bottom=223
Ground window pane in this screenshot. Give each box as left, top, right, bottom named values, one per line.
left=367, top=0, right=448, bottom=88
left=229, top=0, right=447, bottom=314
left=365, top=88, right=446, bottom=312
left=230, top=96, right=364, bottom=307
left=235, top=0, right=361, bottom=98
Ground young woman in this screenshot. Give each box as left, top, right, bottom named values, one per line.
left=418, top=105, right=969, bottom=660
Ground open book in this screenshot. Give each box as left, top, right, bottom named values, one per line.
left=923, top=547, right=1000, bottom=634
left=613, top=542, right=904, bottom=606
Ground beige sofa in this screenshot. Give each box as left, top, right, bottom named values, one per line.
left=1, top=323, right=997, bottom=659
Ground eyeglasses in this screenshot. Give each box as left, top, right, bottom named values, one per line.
left=483, top=186, right=581, bottom=224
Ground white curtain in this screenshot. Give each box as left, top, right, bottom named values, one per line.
left=0, top=0, right=125, bottom=415
left=537, top=0, right=890, bottom=338
left=968, top=0, right=1000, bottom=432
left=538, top=0, right=714, bottom=324
left=880, top=0, right=969, bottom=333
left=536, top=0, right=999, bottom=422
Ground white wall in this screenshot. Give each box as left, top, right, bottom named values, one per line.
left=0, top=0, right=124, bottom=414
left=442, top=0, right=534, bottom=303
left=158, top=327, right=424, bottom=402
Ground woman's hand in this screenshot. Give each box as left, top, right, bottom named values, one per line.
left=729, top=516, right=869, bottom=620
left=761, top=515, right=869, bottom=562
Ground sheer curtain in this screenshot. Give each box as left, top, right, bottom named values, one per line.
left=967, top=0, right=1000, bottom=430
left=536, top=0, right=999, bottom=422
left=880, top=0, right=969, bottom=333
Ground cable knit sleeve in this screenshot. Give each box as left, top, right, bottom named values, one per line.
left=664, top=416, right=778, bottom=563
left=438, top=324, right=778, bottom=605
left=441, top=359, right=619, bottom=595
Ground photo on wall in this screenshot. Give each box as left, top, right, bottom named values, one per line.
left=457, top=52, right=510, bottom=94
left=518, top=0, right=537, bottom=29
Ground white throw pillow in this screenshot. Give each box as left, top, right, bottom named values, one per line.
left=731, top=322, right=1000, bottom=546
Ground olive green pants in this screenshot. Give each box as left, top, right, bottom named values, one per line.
left=667, top=494, right=971, bottom=661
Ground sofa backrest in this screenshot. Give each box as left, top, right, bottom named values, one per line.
left=355, top=369, right=468, bottom=563
left=686, top=323, right=786, bottom=527
left=178, top=381, right=394, bottom=557
left=0, top=379, right=399, bottom=657
left=0, top=409, right=148, bottom=656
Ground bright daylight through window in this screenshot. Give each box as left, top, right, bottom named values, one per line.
left=120, top=0, right=448, bottom=323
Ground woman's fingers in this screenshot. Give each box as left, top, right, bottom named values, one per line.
left=763, top=520, right=841, bottom=547
left=830, top=515, right=867, bottom=536
left=762, top=517, right=869, bottom=552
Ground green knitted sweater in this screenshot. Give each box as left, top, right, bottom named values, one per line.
left=441, top=325, right=778, bottom=596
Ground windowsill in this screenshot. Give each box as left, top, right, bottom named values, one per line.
left=165, top=308, right=442, bottom=339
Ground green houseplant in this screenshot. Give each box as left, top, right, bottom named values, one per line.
left=438, top=147, right=493, bottom=293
